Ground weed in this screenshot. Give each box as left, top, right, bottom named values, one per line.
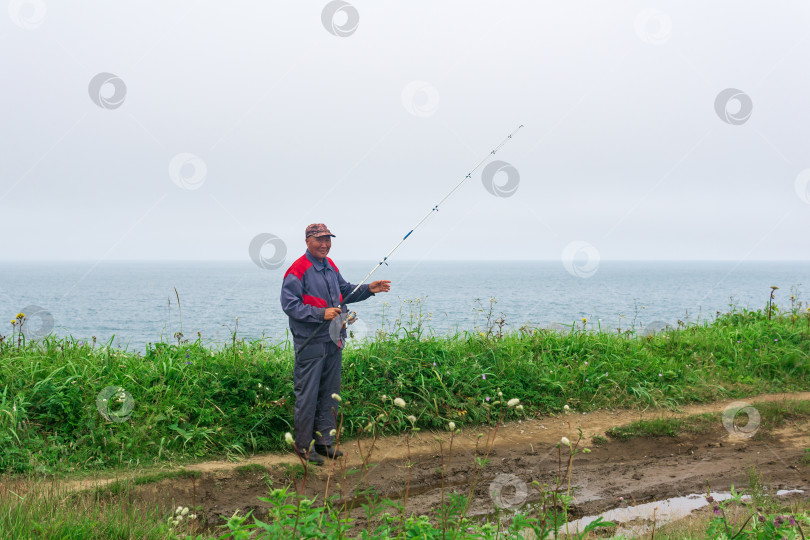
left=1, top=306, right=808, bottom=474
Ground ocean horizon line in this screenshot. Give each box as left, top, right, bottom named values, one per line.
left=1, top=259, right=809, bottom=264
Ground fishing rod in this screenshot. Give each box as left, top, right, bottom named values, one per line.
left=299, top=124, right=524, bottom=349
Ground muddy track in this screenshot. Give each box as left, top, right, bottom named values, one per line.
left=65, top=392, right=810, bottom=532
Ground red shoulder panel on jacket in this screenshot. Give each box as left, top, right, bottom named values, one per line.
left=303, top=295, right=327, bottom=308
left=284, top=255, right=312, bottom=280
left=326, top=257, right=339, bottom=273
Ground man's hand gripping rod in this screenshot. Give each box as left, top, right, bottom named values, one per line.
left=297, top=124, right=524, bottom=350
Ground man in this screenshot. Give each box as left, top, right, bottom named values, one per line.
left=280, top=223, right=391, bottom=464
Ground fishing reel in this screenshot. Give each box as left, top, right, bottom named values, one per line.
left=329, top=309, right=363, bottom=345
left=341, top=310, right=358, bottom=329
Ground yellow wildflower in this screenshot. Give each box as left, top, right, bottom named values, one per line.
left=16, top=313, right=25, bottom=319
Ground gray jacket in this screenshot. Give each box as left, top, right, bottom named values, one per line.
left=280, top=250, right=374, bottom=347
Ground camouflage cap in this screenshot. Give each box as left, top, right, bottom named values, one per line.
left=305, top=223, right=336, bottom=239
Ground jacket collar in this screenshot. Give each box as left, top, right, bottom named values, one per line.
left=305, top=250, right=329, bottom=272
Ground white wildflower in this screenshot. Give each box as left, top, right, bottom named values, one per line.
left=393, top=397, right=406, bottom=408
left=448, top=422, right=456, bottom=431
left=407, top=415, right=417, bottom=423
left=560, top=436, right=571, bottom=447
left=515, top=404, right=524, bottom=412
left=329, top=429, right=337, bottom=436
left=284, top=432, right=294, bottom=445
left=331, top=393, right=342, bottom=402
left=507, top=398, right=520, bottom=408
left=181, top=507, right=189, bottom=516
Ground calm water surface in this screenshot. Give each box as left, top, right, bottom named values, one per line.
left=1, top=260, right=808, bottom=352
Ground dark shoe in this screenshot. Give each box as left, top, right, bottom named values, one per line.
left=314, top=444, right=343, bottom=459
left=296, top=449, right=324, bottom=465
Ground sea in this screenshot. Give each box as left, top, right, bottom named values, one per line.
left=1, top=260, right=808, bottom=353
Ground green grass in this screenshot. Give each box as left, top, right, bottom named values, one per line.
left=606, top=413, right=718, bottom=440
left=591, top=434, right=608, bottom=446
left=752, top=400, right=810, bottom=429
left=234, top=463, right=267, bottom=474
left=605, top=401, right=810, bottom=441
left=80, top=469, right=201, bottom=498
left=1, top=306, right=809, bottom=474
left=274, top=462, right=305, bottom=480
left=0, top=477, right=189, bottom=539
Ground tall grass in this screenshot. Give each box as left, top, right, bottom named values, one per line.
left=0, top=304, right=808, bottom=474
left=0, top=476, right=187, bottom=539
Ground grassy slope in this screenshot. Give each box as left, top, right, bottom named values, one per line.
left=1, top=308, right=808, bottom=474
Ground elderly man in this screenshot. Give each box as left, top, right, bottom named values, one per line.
left=280, top=223, right=391, bottom=464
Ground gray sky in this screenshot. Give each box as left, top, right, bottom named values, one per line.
left=2, top=1, right=810, bottom=263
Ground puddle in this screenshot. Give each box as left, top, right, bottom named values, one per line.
left=565, top=489, right=805, bottom=536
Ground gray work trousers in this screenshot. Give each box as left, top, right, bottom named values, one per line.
left=293, top=339, right=342, bottom=452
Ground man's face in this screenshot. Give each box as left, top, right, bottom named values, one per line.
left=306, top=235, right=331, bottom=260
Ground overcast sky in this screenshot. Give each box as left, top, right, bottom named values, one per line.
left=2, top=1, right=810, bottom=263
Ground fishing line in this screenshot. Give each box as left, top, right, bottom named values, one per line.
left=300, top=124, right=524, bottom=348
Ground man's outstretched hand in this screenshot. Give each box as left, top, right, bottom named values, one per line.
left=369, top=280, right=391, bottom=293
left=324, top=281, right=389, bottom=320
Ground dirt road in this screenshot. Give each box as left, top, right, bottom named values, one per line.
left=67, top=392, right=810, bottom=533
